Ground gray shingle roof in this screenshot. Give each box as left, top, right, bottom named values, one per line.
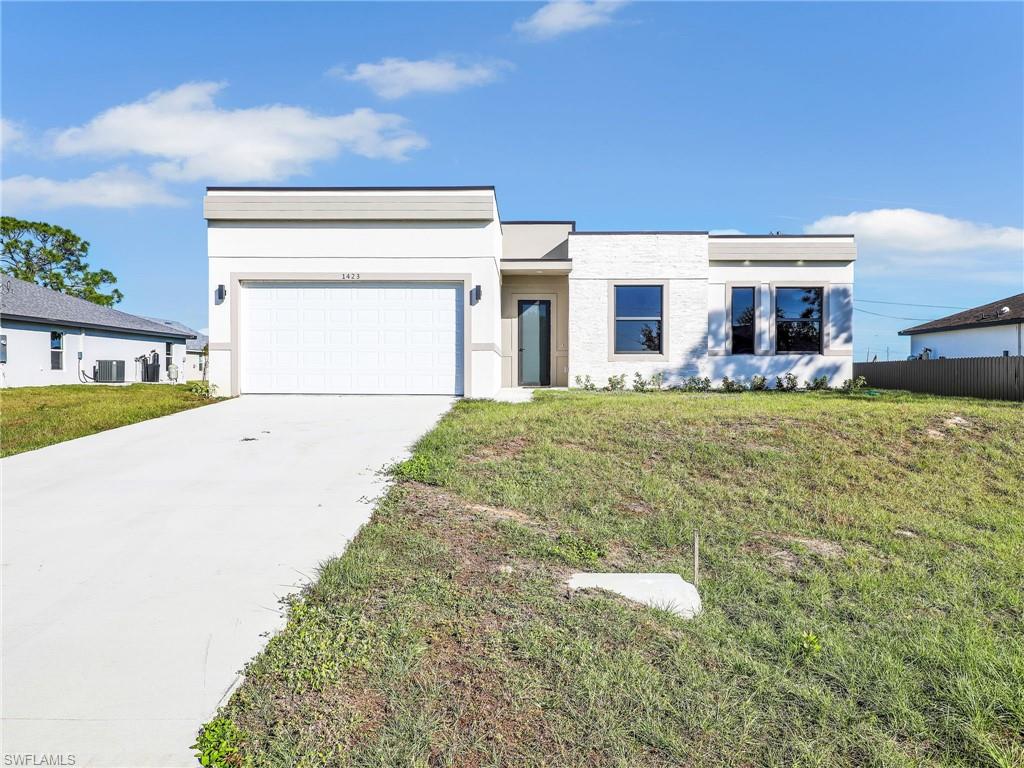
left=0, top=274, right=195, bottom=340
left=899, top=293, right=1024, bottom=336
left=141, top=317, right=208, bottom=351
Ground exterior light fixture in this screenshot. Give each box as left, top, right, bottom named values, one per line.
left=215, top=284, right=227, bottom=303
left=470, top=285, right=483, bottom=305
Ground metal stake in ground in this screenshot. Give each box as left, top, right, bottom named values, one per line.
left=693, top=529, right=700, bottom=588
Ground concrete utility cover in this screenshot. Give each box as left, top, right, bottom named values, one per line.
left=568, top=573, right=702, bottom=618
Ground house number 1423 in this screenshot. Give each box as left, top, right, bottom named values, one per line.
left=339, top=273, right=361, bottom=280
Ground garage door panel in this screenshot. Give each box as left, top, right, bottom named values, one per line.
left=242, top=281, right=463, bottom=395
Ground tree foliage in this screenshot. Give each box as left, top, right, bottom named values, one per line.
left=1, top=216, right=123, bottom=305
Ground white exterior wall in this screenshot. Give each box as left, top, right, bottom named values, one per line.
left=567, top=234, right=709, bottom=386
left=705, top=260, right=855, bottom=386
left=0, top=320, right=187, bottom=388
left=207, top=217, right=503, bottom=398
left=183, top=351, right=205, bottom=382
left=910, top=324, right=1023, bottom=359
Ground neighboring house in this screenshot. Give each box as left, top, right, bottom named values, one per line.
left=900, top=293, right=1024, bottom=359
left=0, top=275, right=194, bottom=388
left=144, top=318, right=209, bottom=381
left=205, top=186, right=855, bottom=397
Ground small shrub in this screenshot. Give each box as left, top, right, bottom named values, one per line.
left=680, top=375, right=712, bottom=392
left=574, top=374, right=596, bottom=391
left=193, top=717, right=247, bottom=768
left=839, top=375, right=868, bottom=392
left=650, top=371, right=664, bottom=390
left=775, top=373, right=799, bottom=391
left=186, top=380, right=216, bottom=398
left=606, top=374, right=627, bottom=391
left=805, top=375, right=831, bottom=391
left=750, top=374, right=768, bottom=391
left=632, top=372, right=651, bottom=392
left=720, top=376, right=747, bottom=393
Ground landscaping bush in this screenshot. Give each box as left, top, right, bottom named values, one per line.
left=775, top=373, right=799, bottom=391
left=719, top=376, right=747, bottom=393
left=839, top=375, right=868, bottom=393
left=574, top=374, right=597, bottom=391
left=750, top=374, right=768, bottom=391
left=606, top=374, right=627, bottom=391
left=679, top=375, right=712, bottom=392
left=806, top=375, right=831, bottom=391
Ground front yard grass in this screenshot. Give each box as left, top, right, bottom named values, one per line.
left=0, top=383, right=221, bottom=456
left=205, top=390, right=1023, bottom=767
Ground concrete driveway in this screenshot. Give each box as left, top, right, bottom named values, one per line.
left=1, top=395, right=452, bottom=767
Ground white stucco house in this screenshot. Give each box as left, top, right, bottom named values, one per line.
left=0, top=275, right=194, bottom=388
left=900, top=292, right=1023, bottom=359
left=205, top=186, right=855, bottom=398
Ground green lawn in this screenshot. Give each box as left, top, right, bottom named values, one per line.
left=1, top=384, right=221, bottom=456
left=198, top=390, right=1023, bottom=768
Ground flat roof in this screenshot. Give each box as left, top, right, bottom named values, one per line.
left=709, top=233, right=854, bottom=239
left=206, top=185, right=495, bottom=192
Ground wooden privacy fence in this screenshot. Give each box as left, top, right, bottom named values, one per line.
left=854, top=357, right=1024, bottom=402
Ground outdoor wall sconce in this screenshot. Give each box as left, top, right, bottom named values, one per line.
left=470, top=285, right=483, bottom=305
left=215, top=284, right=227, bottom=303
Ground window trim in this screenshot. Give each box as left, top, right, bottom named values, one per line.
left=725, top=283, right=760, bottom=355
left=607, top=280, right=669, bottom=362
left=771, top=284, right=827, bottom=356
left=50, top=330, right=64, bottom=370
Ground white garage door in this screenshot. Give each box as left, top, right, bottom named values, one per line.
left=241, top=282, right=463, bottom=395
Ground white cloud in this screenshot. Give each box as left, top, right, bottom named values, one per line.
left=50, top=82, right=428, bottom=183
left=515, top=0, right=628, bottom=40
left=334, top=57, right=508, bottom=100
left=804, top=208, right=1023, bottom=252
left=1, top=118, right=25, bottom=150
left=1, top=168, right=183, bottom=209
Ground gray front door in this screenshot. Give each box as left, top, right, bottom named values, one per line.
left=517, top=300, right=551, bottom=387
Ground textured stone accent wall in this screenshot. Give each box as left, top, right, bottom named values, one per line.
left=567, top=234, right=709, bottom=387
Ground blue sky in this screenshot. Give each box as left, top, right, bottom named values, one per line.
left=2, top=1, right=1022, bottom=360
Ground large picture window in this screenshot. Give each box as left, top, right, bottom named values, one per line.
left=775, top=287, right=823, bottom=353
left=50, top=331, right=63, bottom=370
left=731, top=287, right=755, bottom=354
left=614, top=285, right=663, bottom=354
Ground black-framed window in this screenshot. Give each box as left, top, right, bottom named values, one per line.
left=731, top=287, right=756, bottom=354
left=50, top=331, right=63, bottom=370
left=165, top=341, right=173, bottom=373
left=614, top=285, right=663, bottom=353
left=775, top=287, right=823, bottom=354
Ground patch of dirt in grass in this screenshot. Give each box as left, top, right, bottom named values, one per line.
left=466, top=436, right=530, bottom=462
left=943, top=415, right=971, bottom=429
left=895, top=529, right=919, bottom=538
left=465, top=501, right=533, bottom=525
left=776, top=534, right=845, bottom=559
left=925, top=428, right=946, bottom=440
left=747, top=533, right=845, bottom=572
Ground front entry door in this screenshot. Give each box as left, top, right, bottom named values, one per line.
left=517, top=300, right=551, bottom=386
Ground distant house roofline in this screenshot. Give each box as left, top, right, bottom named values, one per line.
left=899, top=293, right=1024, bottom=336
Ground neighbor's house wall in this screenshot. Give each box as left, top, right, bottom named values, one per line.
left=910, top=324, right=1023, bottom=359
left=183, top=350, right=206, bottom=382
left=207, top=217, right=503, bottom=398
left=500, top=274, right=570, bottom=387
left=705, top=258, right=855, bottom=385
left=567, top=234, right=710, bottom=386
left=0, top=319, right=186, bottom=388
